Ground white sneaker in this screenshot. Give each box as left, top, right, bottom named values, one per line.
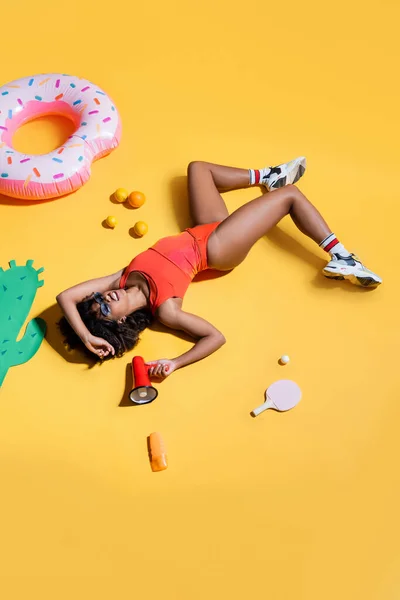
left=323, top=254, right=382, bottom=287
left=263, top=157, right=307, bottom=191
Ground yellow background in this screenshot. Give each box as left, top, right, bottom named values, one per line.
left=0, top=0, right=399, bottom=597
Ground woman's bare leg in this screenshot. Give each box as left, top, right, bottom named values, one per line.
left=187, top=159, right=307, bottom=226
left=187, top=161, right=250, bottom=226
left=207, top=185, right=330, bottom=270
left=187, top=160, right=381, bottom=286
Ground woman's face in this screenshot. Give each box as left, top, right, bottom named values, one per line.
left=92, top=289, right=130, bottom=322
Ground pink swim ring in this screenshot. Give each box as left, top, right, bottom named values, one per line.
left=0, top=73, right=121, bottom=201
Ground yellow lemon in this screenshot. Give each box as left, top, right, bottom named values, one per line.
left=128, top=191, right=146, bottom=208
left=113, top=188, right=129, bottom=203
left=134, top=221, right=148, bottom=237
left=106, top=215, right=117, bottom=228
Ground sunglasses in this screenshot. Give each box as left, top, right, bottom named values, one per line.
left=93, top=292, right=111, bottom=317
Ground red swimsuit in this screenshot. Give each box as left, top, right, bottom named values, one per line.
left=119, top=222, right=220, bottom=314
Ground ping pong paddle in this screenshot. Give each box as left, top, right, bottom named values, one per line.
left=251, top=379, right=302, bottom=417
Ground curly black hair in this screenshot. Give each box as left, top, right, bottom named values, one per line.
left=58, top=296, right=153, bottom=361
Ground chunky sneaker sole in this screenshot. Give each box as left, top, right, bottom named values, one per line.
left=323, top=259, right=382, bottom=288
left=264, top=156, right=307, bottom=191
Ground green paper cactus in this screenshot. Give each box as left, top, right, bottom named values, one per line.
left=0, top=260, right=46, bottom=387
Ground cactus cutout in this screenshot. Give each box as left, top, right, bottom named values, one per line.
left=0, top=260, right=46, bottom=387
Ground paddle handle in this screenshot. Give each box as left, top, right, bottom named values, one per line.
left=251, top=399, right=273, bottom=417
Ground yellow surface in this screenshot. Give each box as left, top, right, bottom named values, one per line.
left=0, top=0, right=399, bottom=597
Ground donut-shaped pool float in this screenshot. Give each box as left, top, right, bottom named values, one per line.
left=0, top=73, right=121, bottom=201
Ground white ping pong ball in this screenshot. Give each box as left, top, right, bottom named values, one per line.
left=280, top=355, right=290, bottom=365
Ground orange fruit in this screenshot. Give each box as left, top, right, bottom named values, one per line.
left=114, top=188, right=128, bottom=203
left=106, top=215, right=117, bottom=228
left=128, top=191, right=146, bottom=208
left=133, top=221, right=148, bottom=237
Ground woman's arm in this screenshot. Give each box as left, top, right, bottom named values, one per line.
left=147, top=303, right=226, bottom=377
left=56, top=270, right=124, bottom=357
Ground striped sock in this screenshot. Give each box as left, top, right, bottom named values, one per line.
left=319, top=233, right=351, bottom=257
left=249, top=167, right=271, bottom=185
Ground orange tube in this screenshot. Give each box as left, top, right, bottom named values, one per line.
left=148, top=432, right=168, bottom=472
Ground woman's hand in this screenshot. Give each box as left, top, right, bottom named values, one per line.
left=146, top=359, right=177, bottom=379
left=84, top=334, right=115, bottom=359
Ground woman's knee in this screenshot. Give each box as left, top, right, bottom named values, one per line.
left=266, top=185, right=297, bottom=212
left=283, top=184, right=300, bottom=197
left=187, top=161, right=206, bottom=176
left=277, top=184, right=301, bottom=211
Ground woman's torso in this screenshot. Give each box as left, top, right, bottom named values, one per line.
left=119, top=223, right=220, bottom=314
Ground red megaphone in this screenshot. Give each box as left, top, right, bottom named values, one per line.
left=129, top=356, right=158, bottom=405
